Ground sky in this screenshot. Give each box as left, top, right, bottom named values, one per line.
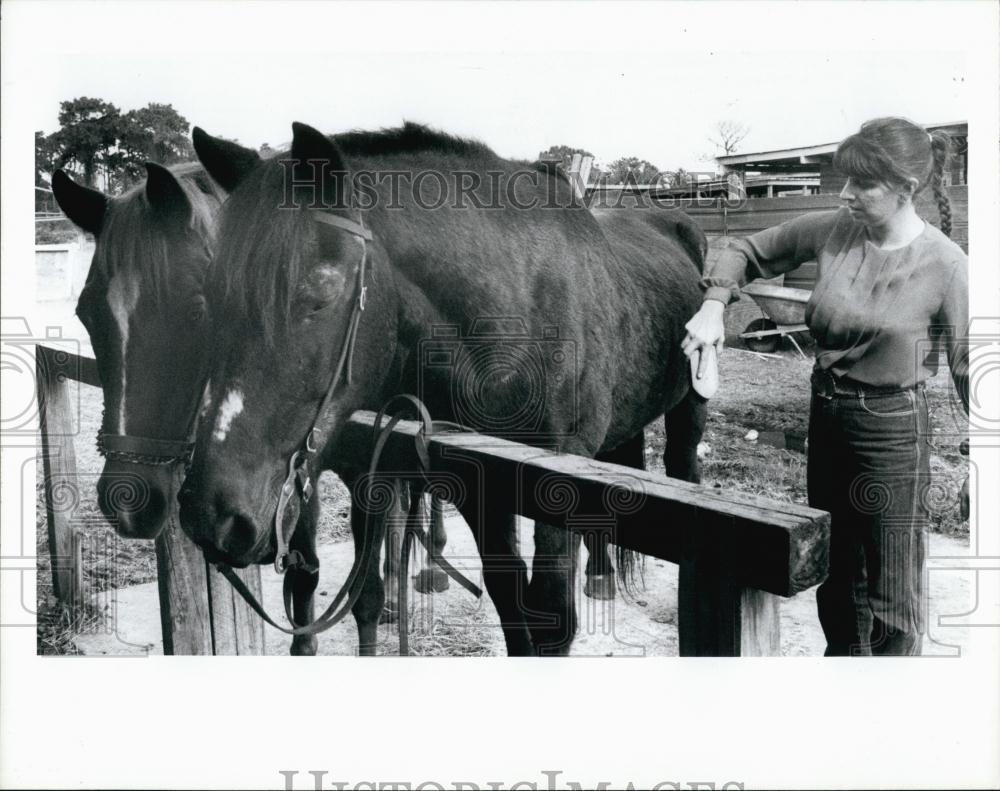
left=14, top=2, right=972, bottom=173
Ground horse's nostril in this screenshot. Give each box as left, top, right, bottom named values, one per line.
left=209, top=510, right=260, bottom=567
left=98, top=477, right=168, bottom=538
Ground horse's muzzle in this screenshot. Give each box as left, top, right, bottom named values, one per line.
left=178, top=482, right=268, bottom=568
left=96, top=461, right=173, bottom=539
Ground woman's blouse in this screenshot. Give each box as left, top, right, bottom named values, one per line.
left=701, top=207, right=968, bottom=410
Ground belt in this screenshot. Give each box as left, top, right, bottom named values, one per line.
left=810, top=368, right=920, bottom=399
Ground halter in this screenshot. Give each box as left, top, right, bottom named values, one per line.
left=272, top=209, right=372, bottom=574
left=97, top=375, right=202, bottom=467
left=97, top=432, right=194, bottom=467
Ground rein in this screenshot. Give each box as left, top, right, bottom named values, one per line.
left=216, top=395, right=429, bottom=639
left=213, top=210, right=480, bottom=648
left=217, top=395, right=483, bottom=645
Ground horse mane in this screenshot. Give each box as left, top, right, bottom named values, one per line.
left=208, top=160, right=310, bottom=345
left=209, top=123, right=578, bottom=346
left=92, top=162, right=225, bottom=297
left=333, top=121, right=499, bottom=161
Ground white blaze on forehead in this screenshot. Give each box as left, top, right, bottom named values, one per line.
left=105, top=273, right=140, bottom=433
left=212, top=388, right=245, bottom=443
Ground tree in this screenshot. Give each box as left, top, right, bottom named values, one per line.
left=35, top=131, right=57, bottom=188
left=114, top=103, right=195, bottom=190
left=707, top=120, right=750, bottom=156
left=121, top=103, right=194, bottom=164
left=537, top=144, right=594, bottom=175
left=663, top=168, right=694, bottom=188
left=604, top=156, right=661, bottom=186
left=49, top=97, right=121, bottom=187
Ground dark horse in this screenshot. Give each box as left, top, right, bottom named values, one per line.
left=52, top=159, right=324, bottom=654
left=180, top=122, right=707, bottom=656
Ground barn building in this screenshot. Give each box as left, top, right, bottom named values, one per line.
left=716, top=120, right=968, bottom=197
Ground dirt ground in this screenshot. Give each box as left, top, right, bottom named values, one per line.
left=36, top=344, right=971, bottom=656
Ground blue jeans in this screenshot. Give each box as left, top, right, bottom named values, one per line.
left=808, top=385, right=931, bottom=656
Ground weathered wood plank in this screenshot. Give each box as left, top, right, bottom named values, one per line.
left=36, top=346, right=83, bottom=607
left=37, top=345, right=101, bottom=388
left=740, top=589, right=781, bottom=656
left=207, top=565, right=266, bottom=655
left=231, top=567, right=266, bottom=654
left=155, top=507, right=214, bottom=655
left=678, top=525, right=782, bottom=656
left=340, top=412, right=830, bottom=597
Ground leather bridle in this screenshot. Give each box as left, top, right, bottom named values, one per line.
left=217, top=208, right=381, bottom=638
left=213, top=209, right=481, bottom=646
left=271, top=210, right=372, bottom=575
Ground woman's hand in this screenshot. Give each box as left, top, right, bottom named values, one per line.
left=682, top=300, right=726, bottom=379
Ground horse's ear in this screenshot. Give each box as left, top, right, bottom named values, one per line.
left=291, top=121, right=344, bottom=164
left=144, top=162, right=192, bottom=225
left=51, top=169, right=108, bottom=235
left=191, top=127, right=260, bottom=192
left=291, top=122, right=349, bottom=209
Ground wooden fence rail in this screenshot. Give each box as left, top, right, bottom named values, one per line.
left=341, top=411, right=830, bottom=656
left=38, top=346, right=831, bottom=656
left=35, top=345, right=264, bottom=655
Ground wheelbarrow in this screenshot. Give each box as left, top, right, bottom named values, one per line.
left=739, top=282, right=812, bottom=358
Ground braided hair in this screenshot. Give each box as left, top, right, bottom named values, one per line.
left=833, top=117, right=953, bottom=237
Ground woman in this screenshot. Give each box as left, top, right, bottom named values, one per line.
left=682, top=117, right=968, bottom=656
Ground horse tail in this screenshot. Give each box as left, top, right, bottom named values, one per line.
left=594, top=433, right=647, bottom=597
left=616, top=544, right=646, bottom=597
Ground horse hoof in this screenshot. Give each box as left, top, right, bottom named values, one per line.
left=380, top=605, right=399, bottom=625
left=414, top=568, right=450, bottom=594
left=290, top=636, right=318, bottom=656
left=584, top=573, right=616, bottom=600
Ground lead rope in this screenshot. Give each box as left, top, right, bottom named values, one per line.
left=214, top=208, right=482, bottom=648
left=216, top=398, right=425, bottom=638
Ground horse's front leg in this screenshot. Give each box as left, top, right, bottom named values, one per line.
left=528, top=521, right=581, bottom=656
left=380, top=480, right=406, bottom=625
left=414, top=493, right=450, bottom=594
left=458, top=493, right=533, bottom=656
left=349, top=477, right=408, bottom=655
left=288, top=483, right=321, bottom=656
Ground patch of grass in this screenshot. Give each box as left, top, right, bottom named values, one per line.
left=36, top=591, right=104, bottom=655
left=645, top=350, right=969, bottom=536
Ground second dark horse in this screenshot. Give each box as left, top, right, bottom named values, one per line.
left=181, top=122, right=708, bottom=655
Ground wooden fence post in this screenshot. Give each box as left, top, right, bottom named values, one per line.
left=155, top=506, right=214, bottom=655
left=153, top=470, right=265, bottom=656
left=36, top=345, right=86, bottom=609
left=678, top=524, right=781, bottom=656
left=37, top=346, right=265, bottom=655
